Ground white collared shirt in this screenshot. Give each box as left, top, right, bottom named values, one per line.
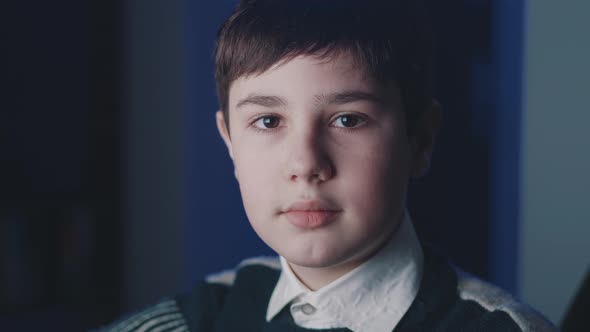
left=266, top=211, right=424, bottom=332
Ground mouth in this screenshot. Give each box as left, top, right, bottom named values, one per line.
left=281, top=201, right=341, bottom=229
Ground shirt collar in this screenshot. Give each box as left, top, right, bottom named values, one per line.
left=266, top=210, right=424, bottom=332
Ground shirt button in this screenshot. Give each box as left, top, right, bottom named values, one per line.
left=301, top=303, right=316, bottom=315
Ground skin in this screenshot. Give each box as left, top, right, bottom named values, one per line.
left=216, top=53, right=440, bottom=290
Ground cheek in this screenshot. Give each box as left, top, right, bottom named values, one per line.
left=336, top=138, right=411, bottom=217
left=233, top=146, right=280, bottom=216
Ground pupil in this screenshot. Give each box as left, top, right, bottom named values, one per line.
left=263, top=117, right=278, bottom=128
left=341, top=116, right=357, bottom=127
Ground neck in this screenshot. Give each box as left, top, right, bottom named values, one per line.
left=288, top=255, right=367, bottom=291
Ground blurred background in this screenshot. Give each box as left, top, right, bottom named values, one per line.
left=2, top=0, right=588, bottom=330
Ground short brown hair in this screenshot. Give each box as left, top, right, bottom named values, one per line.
left=214, top=0, right=433, bottom=135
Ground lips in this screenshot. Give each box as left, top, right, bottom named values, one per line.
left=282, top=201, right=341, bottom=229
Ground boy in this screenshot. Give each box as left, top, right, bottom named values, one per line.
left=101, top=0, right=556, bottom=331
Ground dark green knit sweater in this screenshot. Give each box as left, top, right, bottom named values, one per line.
left=98, top=248, right=556, bottom=332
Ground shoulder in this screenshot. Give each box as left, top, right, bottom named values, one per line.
left=409, top=248, right=558, bottom=332
left=94, top=298, right=188, bottom=332
left=454, top=269, right=558, bottom=332
left=204, top=256, right=281, bottom=287
left=96, top=256, right=281, bottom=332
left=181, top=255, right=281, bottom=331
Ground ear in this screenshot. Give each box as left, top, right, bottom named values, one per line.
left=216, top=111, right=241, bottom=181
left=216, top=110, right=234, bottom=160
left=410, top=100, right=442, bottom=178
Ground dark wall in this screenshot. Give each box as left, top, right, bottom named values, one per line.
left=2, top=0, right=123, bottom=330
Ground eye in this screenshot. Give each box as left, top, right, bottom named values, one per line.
left=332, top=114, right=366, bottom=128
left=252, top=115, right=281, bottom=129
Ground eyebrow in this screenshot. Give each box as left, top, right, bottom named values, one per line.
left=235, top=95, right=287, bottom=110
left=234, top=90, right=384, bottom=110
left=314, top=90, right=385, bottom=106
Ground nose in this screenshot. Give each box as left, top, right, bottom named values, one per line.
left=285, top=127, right=334, bottom=184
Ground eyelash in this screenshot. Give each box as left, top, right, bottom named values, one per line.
left=248, top=113, right=368, bottom=134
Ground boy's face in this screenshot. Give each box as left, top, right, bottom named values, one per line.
left=217, top=53, right=430, bottom=270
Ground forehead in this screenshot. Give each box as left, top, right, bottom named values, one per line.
left=228, top=53, right=382, bottom=108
